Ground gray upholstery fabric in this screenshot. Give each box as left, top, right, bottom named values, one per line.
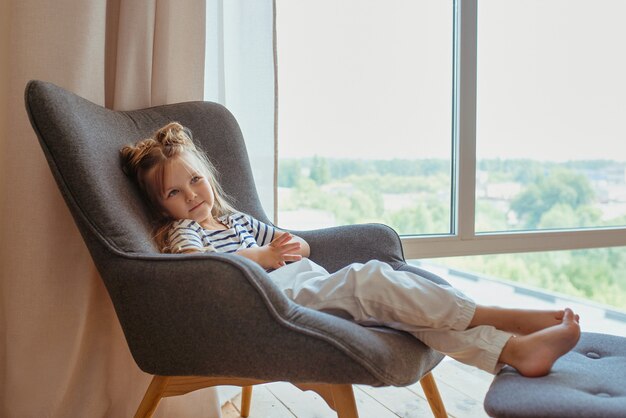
left=484, top=332, right=626, bottom=417
left=25, top=80, right=445, bottom=386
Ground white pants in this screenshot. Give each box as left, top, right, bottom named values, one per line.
left=269, top=258, right=512, bottom=374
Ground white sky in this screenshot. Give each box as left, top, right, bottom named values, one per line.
left=276, top=0, right=626, bottom=162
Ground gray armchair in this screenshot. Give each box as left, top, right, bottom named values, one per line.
left=25, top=80, right=448, bottom=418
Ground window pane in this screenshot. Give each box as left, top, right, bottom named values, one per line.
left=418, top=246, right=626, bottom=335
left=276, top=0, right=454, bottom=234
left=476, top=0, right=626, bottom=233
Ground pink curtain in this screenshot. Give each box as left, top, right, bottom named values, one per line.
left=0, top=0, right=221, bottom=416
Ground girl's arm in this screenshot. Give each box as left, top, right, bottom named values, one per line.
left=174, top=239, right=301, bottom=270
left=169, top=219, right=310, bottom=269
left=174, top=242, right=298, bottom=271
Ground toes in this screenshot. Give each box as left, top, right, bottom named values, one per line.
left=562, top=308, right=575, bottom=322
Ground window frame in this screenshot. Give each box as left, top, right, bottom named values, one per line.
left=401, top=0, right=626, bottom=259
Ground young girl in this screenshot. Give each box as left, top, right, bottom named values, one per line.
left=121, top=122, right=581, bottom=377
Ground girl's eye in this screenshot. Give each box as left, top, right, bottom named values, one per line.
left=191, top=176, right=201, bottom=184
left=167, top=189, right=179, bottom=198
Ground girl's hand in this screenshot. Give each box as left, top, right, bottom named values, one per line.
left=235, top=232, right=306, bottom=270
left=259, top=232, right=302, bottom=269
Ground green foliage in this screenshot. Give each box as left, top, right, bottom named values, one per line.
left=511, top=169, right=596, bottom=229
left=278, top=159, right=302, bottom=188
left=537, top=204, right=601, bottom=229
left=442, top=247, right=626, bottom=310
left=385, top=199, right=449, bottom=235
left=290, top=177, right=328, bottom=208
left=278, top=157, right=626, bottom=310
left=328, top=159, right=375, bottom=178
left=370, top=159, right=449, bottom=177
left=282, top=157, right=450, bottom=181
left=475, top=200, right=509, bottom=231
left=286, top=177, right=384, bottom=225
left=310, top=155, right=330, bottom=185
left=346, top=173, right=448, bottom=194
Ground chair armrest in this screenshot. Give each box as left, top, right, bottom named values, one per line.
left=103, top=250, right=439, bottom=385
left=292, top=223, right=405, bottom=272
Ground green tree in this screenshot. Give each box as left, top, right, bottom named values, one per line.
left=291, top=177, right=328, bottom=208
left=278, top=159, right=302, bottom=188
left=386, top=199, right=449, bottom=235
left=310, top=155, right=330, bottom=185
left=341, top=190, right=382, bottom=224
left=475, top=200, right=509, bottom=231
left=510, top=169, right=595, bottom=228
left=538, top=204, right=601, bottom=229
left=442, top=246, right=626, bottom=310
left=328, top=159, right=373, bottom=179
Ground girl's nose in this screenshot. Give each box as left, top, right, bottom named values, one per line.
left=185, top=189, right=197, bottom=201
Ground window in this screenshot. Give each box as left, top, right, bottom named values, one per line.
left=275, top=0, right=626, bottom=262
left=476, top=0, right=626, bottom=233
left=275, top=0, right=454, bottom=234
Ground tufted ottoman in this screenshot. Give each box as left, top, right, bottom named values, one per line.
left=484, top=332, right=626, bottom=417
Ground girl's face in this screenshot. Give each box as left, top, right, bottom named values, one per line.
left=150, top=152, right=217, bottom=228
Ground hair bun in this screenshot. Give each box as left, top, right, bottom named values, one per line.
left=119, top=138, right=159, bottom=176
left=155, top=122, right=193, bottom=147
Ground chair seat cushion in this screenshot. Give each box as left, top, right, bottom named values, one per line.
left=484, top=332, right=626, bottom=417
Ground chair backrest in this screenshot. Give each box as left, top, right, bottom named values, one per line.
left=25, top=81, right=271, bottom=257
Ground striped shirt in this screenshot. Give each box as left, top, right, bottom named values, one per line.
left=167, top=212, right=276, bottom=254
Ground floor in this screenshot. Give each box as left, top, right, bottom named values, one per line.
left=221, top=357, right=494, bottom=418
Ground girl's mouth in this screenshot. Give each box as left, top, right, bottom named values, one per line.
left=190, top=201, right=204, bottom=212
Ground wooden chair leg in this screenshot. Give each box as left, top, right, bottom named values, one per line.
left=240, top=385, right=253, bottom=417
left=420, top=372, right=447, bottom=418
left=295, top=383, right=359, bottom=418
left=329, top=384, right=359, bottom=418
left=134, top=376, right=170, bottom=418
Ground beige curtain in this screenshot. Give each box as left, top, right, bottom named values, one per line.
left=0, top=0, right=221, bottom=416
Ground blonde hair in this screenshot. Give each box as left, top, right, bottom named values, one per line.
left=120, top=122, right=236, bottom=252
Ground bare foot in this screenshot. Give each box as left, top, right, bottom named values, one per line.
left=498, top=308, right=581, bottom=377
left=470, top=306, right=570, bottom=335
